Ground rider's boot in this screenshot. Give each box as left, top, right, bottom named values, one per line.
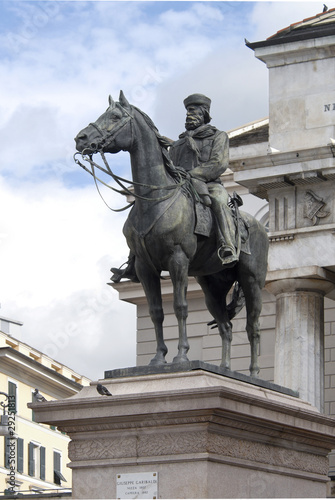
left=214, top=207, right=239, bottom=267
left=109, top=255, right=139, bottom=283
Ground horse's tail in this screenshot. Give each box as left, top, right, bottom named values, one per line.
left=207, top=282, right=245, bottom=330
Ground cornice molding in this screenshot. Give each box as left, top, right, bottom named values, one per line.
left=0, top=347, right=83, bottom=394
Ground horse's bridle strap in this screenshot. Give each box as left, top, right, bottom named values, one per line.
left=89, top=114, right=133, bottom=152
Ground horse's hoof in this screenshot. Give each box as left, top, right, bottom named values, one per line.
left=220, top=362, right=231, bottom=371
left=172, top=355, right=189, bottom=364
left=149, top=356, right=167, bottom=366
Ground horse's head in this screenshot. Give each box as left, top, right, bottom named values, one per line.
left=75, top=91, right=133, bottom=155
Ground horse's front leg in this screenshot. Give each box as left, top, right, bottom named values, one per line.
left=168, top=245, right=190, bottom=363
left=135, top=260, right=167, bottom=365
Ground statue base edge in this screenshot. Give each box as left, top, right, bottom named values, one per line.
left=104, top=359, right=298, bottom=398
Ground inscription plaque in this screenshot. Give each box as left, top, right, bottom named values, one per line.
left=116, top=472, right=158, bottom=499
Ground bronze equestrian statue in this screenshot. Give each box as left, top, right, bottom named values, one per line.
left=75, top=91, right=269, bottom=376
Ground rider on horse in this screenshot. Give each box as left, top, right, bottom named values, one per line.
left=111, top=93, right=238, bottom=283
left=169, top=93, right=238, bottom=266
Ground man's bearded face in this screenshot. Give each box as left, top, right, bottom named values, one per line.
left=185, top=105, right=205, bottom=130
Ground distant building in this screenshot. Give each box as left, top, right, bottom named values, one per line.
left=0, top=316, right=90, bottom=496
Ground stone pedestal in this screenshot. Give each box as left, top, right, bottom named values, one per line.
left=30, top=366, right=335, bottom=499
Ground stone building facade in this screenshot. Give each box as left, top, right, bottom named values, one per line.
left=0, top=316, right=91, bottom=496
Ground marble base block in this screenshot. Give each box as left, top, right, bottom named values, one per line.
left=31, top=367, right=335, bottom=499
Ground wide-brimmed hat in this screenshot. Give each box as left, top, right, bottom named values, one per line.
left=183, top=94, right=211, bottom=110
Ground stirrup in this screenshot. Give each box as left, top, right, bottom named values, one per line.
left=110, top=262, right=140, bottom=283
left=217, top=245, right=238, bottom=266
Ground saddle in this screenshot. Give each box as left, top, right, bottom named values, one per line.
left=194, top=192, right=251, bottom=255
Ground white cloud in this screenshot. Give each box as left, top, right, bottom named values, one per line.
left=0, top=177, right=130, bottom=303
left=250, top=2, right=322, bottom=42
left=0, top=175, right=135, bottom=378
left=159, top=2, right=224, bottom=31
left=1, top=104, right=65, bottom=173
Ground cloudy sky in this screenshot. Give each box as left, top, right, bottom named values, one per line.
left=0, top=0, right=323, bottom=380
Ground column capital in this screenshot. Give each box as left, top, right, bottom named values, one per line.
left=266, top=277, right=335, bottom=296
left=266, top=266, right=335, bottom=296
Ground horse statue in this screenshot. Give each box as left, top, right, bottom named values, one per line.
left=75, top=91, right=269, bottom=376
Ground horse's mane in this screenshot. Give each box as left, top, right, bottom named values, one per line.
left=132, top=105, right=182, bottom=183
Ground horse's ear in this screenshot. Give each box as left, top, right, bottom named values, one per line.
left=119, top=90, right=131, bottom=110
left=108, top=95, right=115, bottom=107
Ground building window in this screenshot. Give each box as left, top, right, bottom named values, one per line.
left=28, top=442, right=35, bottom=477
left=53, top=451, right=66, bottom=485
left=17, top=438, right=24, bottom=473
left=8, top=381, right=17, bottom=414
left=4, top=437, right=23, bottom=473
left=28, top=442, right=44, bottom=479
left=40, top=446, right=46, bottom=481
left=4, top=436, right=10, bottom=469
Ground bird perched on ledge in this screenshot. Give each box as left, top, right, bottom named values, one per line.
left=33, top=388, right=47, bottom=402
left=96, top=383, right=112, bottom=396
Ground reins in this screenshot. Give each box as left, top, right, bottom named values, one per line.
left=74, top=107, right=187, bottom=212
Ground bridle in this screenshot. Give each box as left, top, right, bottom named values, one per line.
left=74, top=104, right=187, bottom=212
left=87, top=105, right=134, bottom=154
